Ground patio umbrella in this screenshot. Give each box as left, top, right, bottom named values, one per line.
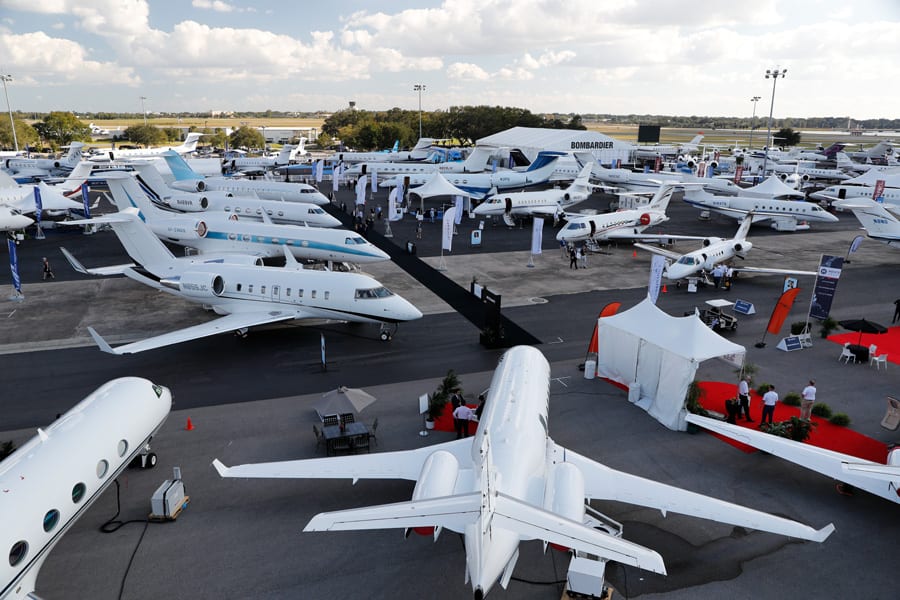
left=314, top=386, right=377, bottom=419
left=838, top=318, right=888, bottom=346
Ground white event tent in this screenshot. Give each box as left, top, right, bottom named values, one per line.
left=595, top=298, right=745, bottom=431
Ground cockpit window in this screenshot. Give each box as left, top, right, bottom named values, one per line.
left=355, top=286, right=395, bottom=299
left=677, top=256, right=698, bottom=266
left=565, top=222, right=586, bottom=230
left=345, top=236, right=368, bottom=245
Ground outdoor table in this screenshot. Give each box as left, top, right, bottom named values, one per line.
left=847, top=343, right=869, bottom=363
left=323, top=422, right=369, bottom=455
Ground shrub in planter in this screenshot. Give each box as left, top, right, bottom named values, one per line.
left=760, top=417, right=816, bottom=442
left=819, top=316, right=839, bottom=338
left=829, top=413, right=851, bottom=426
left=782, top=392, right=802, bottom=407
left=790, top=321, right=811, bottom=335
left=755, top=383, right=772, bottom=397
left=684, top=380, right=709, bottom=417
left=811, top=402, right=833, bottom=419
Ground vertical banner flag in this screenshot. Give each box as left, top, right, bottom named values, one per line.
left=531, top=217, right=544, bottom=255
left=809, top=254, right=843, bottom=320
left=847, top=234, right=865, bottom=259
left=767, top=287, right=801, bottom=335
left=643, top=164, right=650, bottom=174
left=320, top=333, right=326, bottom=371
left=654, top=156, right=662, bottom=173
left=648, top=254, right=667, bottom=304
left=332, top=162, right=340, bottom=193
left=315, top=159, right=324, bottom=183
left=873, top=179, right=885, bottom=201
left=8, top=238, right=21, bottom=295
left=371, top=169, right=377, bottom=193
left=33, top=186, right=42, bottom=229
left=734, top=165, right=744, bottom=184
left=441, top=206, right=457, bottom=252
left=355, top=175, right=367, bottom=205
left=454, top=196, right=464, bottom=225
left=81, top=184, right=91, bottom=219
left=387, top=187, right=397, bottom=222
left=491, top=159, right=498, bottom=173
left=697, top=161, right=707, bottom=178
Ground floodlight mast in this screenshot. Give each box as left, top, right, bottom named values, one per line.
left=761, top=68, right=787, bottom=177
left=1, top=75, right=18, bottom=152
left=749, top=96, right=761, bottom=150
left=140, top=96, right=148, bottom=126
left=413, top=84, right=426, bottom=139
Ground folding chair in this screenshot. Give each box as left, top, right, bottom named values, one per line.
left=881, top=396, right=900, bottom=430
left=368, top=417, right=379, bottom=446
left=871, top=353, right=889, bottom=370
left=352, top=433, right=370, bottom=453
left=312, top=425, right=325, bottom=450
left=838, top=343, right=856, bottom=364
left=322, top=414, right=339, bottom=427
left=340, top=413, right=355, bottom=424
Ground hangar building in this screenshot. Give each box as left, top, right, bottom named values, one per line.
left=476, top=127, right=632, bottom=166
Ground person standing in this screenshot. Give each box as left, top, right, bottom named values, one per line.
left=712, top=263, right=725, bottom=288
left=453, top=398, right=473, bottom=438
left=579, top=245, right=588, bottom=268
left=893, top=298, right=900, bottom=324
left=42, top=257, right=55, bottom=280
left=737, top=375, right=753, bottom=421
left=761, top=384, right=778, bottom=425
left=800, top=379, right=816, bottom=420
left=569, top=245, right=577, bottom=270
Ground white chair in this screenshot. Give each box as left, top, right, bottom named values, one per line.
left=869, top=344, right=878, bottom=360
left=871, top=353, right=888, bottom=370
left=839, top=343, right=856, bottom=364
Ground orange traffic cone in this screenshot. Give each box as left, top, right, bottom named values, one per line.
left=632, top=249, right=637, bottom=258
left=185, top=417, right=194, bottom=431
left=662, top=284, right=668, bottom=294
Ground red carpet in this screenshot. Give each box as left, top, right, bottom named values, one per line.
left=827, top=324, right=900, bottom=365
left=697, top=381, right=889, bottom=464
left=433, top=404, right=478, bottom=433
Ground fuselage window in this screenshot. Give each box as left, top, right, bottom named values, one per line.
left=286, top=288, right=291, bottom=297
left=298, top=289, right=303, bottom=298
left=248, top=285, right=254, bottom=294
left=261, top=285, right=266, bottom=294
left=236, top=283, right=242, bottom=292
left=311, top=290, right=317, bottom=299
left=96, top=459, right=109, bottom=479
left=43, top=509, right=60, bottom=532
left=324, top=291, right=329, bottom=300
left=72, top=482, right=86, bottom=503
left=117, top=439, right=128, bottom=458
left=8, top=541, right=27, bottom=567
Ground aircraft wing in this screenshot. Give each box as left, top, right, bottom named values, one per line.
left=60, top=247, right=133, bottom=276
left=686, top=415, right=899, bottom=504
left=556, top=442, right=834, bottom=542
left=606, top=232, right=707, bottom=242
left=214, top=438, right=474, bottom=483
left=632, top=242, right=682, bottom=262
left=88, top=311, right=299, bottom=355
left=730, top=265, right=817, bottom=277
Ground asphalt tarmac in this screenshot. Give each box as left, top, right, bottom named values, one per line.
left=1, top=182, right=898, bottom=599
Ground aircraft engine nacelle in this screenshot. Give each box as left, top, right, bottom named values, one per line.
left=163, top=271, right=225, bottom=298
left=639, top=212, right=651, bottom=226
left=563, top=192, right=571, bottom=203
left=148, top=217, right=209, bottom=241
left=701, top=237, right=719, bottom=247
left=709, top=160, right=718, bottom=169
left=801, top=173, right=811, bottom=182
left=162, top=194, right=210, bottom=212
left=410, top=450, right=460, bottom=536
left=542, top=463, right=586, bottom=552
left=733, top=240, right=752, bottom=255
left=209, top=255, right=264, bottom=267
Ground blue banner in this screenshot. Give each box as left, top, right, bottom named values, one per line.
left=33, top=186, right=42, bottom=228
left=81, top=184, right=91, bottom=219
left=8, top=238, right=21, bottom=294
left=809, top=254, right=843, bottom=320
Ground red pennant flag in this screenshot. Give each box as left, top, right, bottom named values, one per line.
left=766, top=287, right=801, bottom=335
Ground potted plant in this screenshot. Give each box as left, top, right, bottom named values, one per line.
left=684, top=380, right=708, bottom=432
left=426, top=369, right=462, bottom=425
left=818, top=316, right=839, bottom=339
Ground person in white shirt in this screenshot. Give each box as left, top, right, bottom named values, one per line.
left=800, top=379, right=816, bottom=420
left=761, top=384, right=778, bottom=424
left=737, top=375, right=753, bottom=421
left=452, top=402, right=473, bottom=438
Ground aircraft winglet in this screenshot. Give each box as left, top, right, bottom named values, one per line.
left=87, top=327, right=118, bottom=355
left=60, top=247, right=88, bottom=274
left=211, top=459, right=230, bottom=477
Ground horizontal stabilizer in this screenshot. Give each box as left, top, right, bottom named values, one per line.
left=841, top=462, right=900, bottom=481
left=60, top=247, right=133, bottom=276
left=492, top=492, right=667, bottom=575
left=304, top=492, right=481, bottom=534
left=560, top=441, right=834, bottom=543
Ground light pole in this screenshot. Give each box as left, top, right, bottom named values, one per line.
left=748, top=95, right=761, bottom=150
left=413, top=84, right=426, bottom=139
left=140, top=96, right=148, bottom=125
left=761, top=68, right=786, bottom=177
left=1, top=74, right=18, bottom=152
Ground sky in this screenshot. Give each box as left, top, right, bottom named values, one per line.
left=2, top=0, right=899, bottom=120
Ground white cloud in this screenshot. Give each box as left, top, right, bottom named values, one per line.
left=192, top=0, right=254, bottom=13
left=446, top=62, right=489, bottom=81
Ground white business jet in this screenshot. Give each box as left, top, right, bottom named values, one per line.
left=0, top=377, right=172, bottom=600
left=686, top=414, right=900, bottom=505
left=576, top=152, right=739, bottom=195
left=634, top=213, right=817, bottom=281
left=833, top=198, right=900, bottom=249
left=131, top=163, right=341, bottom=228
left=0, top=206, right=33, bottom=231
left=94, top=132, right=204, bottom=161
left=472, top=162, right=593, bottom=224
left=343, top=146, right=496, bottom=178
left=4, top=142, right=84, bottom=180
left=63, top=208, right=421, bottom=354
left=330, top=138, right=435, bottom=164
left=104, top=172, right=388, bottom=264
left=682, top=185, right=838, bottom=231
left=227, top=142, right=302, bottom=175
left=163, top=151, right=330, bottom=205
left=214, top=345, right=833, bottom=599
left=0, top=171, right=85, bottom=216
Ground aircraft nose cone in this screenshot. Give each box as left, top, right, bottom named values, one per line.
left=473, top=588, right=484, bottom=600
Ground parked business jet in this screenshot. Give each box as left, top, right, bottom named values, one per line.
left=635, top=214, right=817, bottom=280
left=94, top=133, right=204, bottom=161
left=105, top=172, right=387, bottom=264
left=0, top=377, right=172, bottom=600
left=833, top=198, right=900, bottom=249
left=0, top=171, right=85, bottom=216
left=344, top=146, right=496, bottom=178
left=131, top=163, right=340, bottom=228
left=556, top=183, right=693, bottom=244
left=473, top=162, right=593, bottom=223
left=845, top=140, right=894, bottom=163
left=64, top=208, right=421, bottom=353
left=0, top=206, right=33, bottom=231
left=686, top=415, right=899, bottom=505
left=682, top=185, right=838, bottom=231
left=771, top=162, right=851, bottom=182
left=633, top=134, right=704, bottom=161
left=214, top=345, right=832, bottom=599
left=382, top=151, right=565, bottom=199
left=227, top=143, right=302, bottom=175
left=331, top=138, right=435, bottom=163
left=163, top=151, right=329, bottom=205
left=4, top=143, right=84, bottom=180
left=575, top=152, right=739, bottom=195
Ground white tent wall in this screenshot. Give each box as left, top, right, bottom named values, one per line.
left=595, top=298, right=745, bottom=431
